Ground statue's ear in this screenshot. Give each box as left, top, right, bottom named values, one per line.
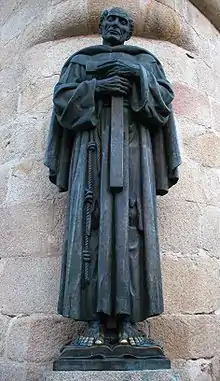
left=99, top=25, right=103, bottom=35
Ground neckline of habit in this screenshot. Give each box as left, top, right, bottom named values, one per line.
left=72, top=44, right=155, bottom=56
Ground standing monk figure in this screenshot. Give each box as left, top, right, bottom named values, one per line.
left=45, top=7, right=181, bottom=347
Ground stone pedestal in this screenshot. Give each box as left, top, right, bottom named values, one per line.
left=43, top=370, right=181, bottom=381
left=53, top=343, right=170, bottom=371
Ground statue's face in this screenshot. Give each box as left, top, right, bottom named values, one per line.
left=101, top=12, right=130, bottom=46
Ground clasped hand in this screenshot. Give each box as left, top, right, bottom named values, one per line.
left=95, top=60, right=138, bottom=97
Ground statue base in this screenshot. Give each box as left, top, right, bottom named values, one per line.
left=44, top=370, right=181, bottom=381
left=53, top=343, right=170, bottom=371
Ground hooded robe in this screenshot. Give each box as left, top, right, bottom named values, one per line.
left=44, top=45, right=181, bottom=322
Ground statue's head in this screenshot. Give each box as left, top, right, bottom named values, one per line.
left=99, top=7, right=134, bottom=46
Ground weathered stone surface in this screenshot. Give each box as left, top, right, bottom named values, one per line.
left=7, top=159, right=60, bottom=203
left=172, top=83, right=211, bottom=127
left=172, top=359, right=215, bottom=381
left=146, top=41, right=198, bottom=88
left=0, top=69, right=19, bottom=122
left=162, top=256, right=220, bottom=314
left=135, top=37, right=220, bottom=98
left=176, top=115, right=207, bottom=140
left=49, top=0, right=88, bottom=41
left=146, top=1, right=195, bottom=50
left=0, top=198, right=66, bottom=258
left=157, top=199, right=201, bottom=255
left=194, top=61, right=220, bottom=102
left=175, top=49, right=220, bottom=100
left=200, top=205, right=220, bottom=258
left=165, top=161, right=207, bottom=204
left=0, top=314, right=11, bottom=357
left=22, top=43, right=64, bottom=84
left=0, top=163, right=11, bottom=207
left=210, top=39, right=220, bottom=80
left=165, top=154, right=220, bottom=208
left=43, top=370, right=181, bottom=381
left=211, top=357, right=220, bottom=381
left=30, top=0, right=195, bottom=49
left=190, top=0, right=220, bottom=32
left=18, top=77, right=56, bottom=114
left=0, top=359, right=26, bottom=381
left=5, top=314, right=81, bottom=363
left=2, top=0, right=220, bottom=51
left=0, top=359, right=51, bottom=381
left=0, top=113, right=49, bottom=166
left=184, top=132, right=220, bottom=167
left=210, top=96, right=220, bottom=133
left=148, top=315, right=220, bottom=359
left=161, top=161, right=220, bottom=209
left=2, top=1, right=220, bottom=49
left=186, top=2, right=217, bottom=39
left=203, top=167, right=220, bottom=207
left=25, top=362, right=52, bottom=381
left=0, top=0, right=23, bottom=26
left=0, top=0, right=47, bottom=46
left=1, top=5, right=34, bottom=44
left=19, top=10, right=51, bottom=50
left=22, top=36, right=100, bottom=86
left=0, top=257, right=61, bottom=314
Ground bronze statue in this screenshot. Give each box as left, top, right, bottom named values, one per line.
left=45, top=7, right=181, bottom=354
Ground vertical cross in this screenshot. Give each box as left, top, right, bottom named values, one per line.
left=110, top=96, right=124, bottom=192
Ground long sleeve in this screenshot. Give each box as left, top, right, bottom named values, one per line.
left=131, top=62, right=174, bottom=129
left=44, top=61, right=98, bottom=191
left=53, top=62, right=97, bottom=132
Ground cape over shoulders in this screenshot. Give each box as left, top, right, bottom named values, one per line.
left=61, top=45, right=162, bottom=72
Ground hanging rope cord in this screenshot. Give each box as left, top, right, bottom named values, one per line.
left=82, top=128, right=97, bottom=286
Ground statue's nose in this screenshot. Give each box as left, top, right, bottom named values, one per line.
left=111, top=18, right=120, bottom=27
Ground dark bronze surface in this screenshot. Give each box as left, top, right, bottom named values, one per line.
left=110, top=96, right=124, bottom=191
left=54, top=337, right=171, bottom=371
left=53, top=346, right=171, bottom=371
left=44, top=6, right=181, bottom=370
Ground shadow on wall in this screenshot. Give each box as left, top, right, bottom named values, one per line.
left=3, top=0, right=220, bottom=55
left=2, top=0, right=211, bottom=53
left=190, top=0, right=220, bottom=31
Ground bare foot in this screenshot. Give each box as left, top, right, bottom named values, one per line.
left=75, top=321, right=105, bottom=347
left=118, top=320, right=158, bottom=347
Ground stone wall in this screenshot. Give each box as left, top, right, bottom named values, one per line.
left=0, top=1, right=220, bottom=380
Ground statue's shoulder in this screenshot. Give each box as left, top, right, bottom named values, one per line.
left=61, top=45, right=162, bottom=71
left=123, top=45, right=162, bottom=67
left=61, top=46, right=109, bottom=70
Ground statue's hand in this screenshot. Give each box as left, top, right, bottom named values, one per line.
left=96, top=76, right=131, bottom=96
left=98, top=60, right=139, bottom=78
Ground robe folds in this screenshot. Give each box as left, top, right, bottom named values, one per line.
left=45, top=45, right=181, bottom=322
